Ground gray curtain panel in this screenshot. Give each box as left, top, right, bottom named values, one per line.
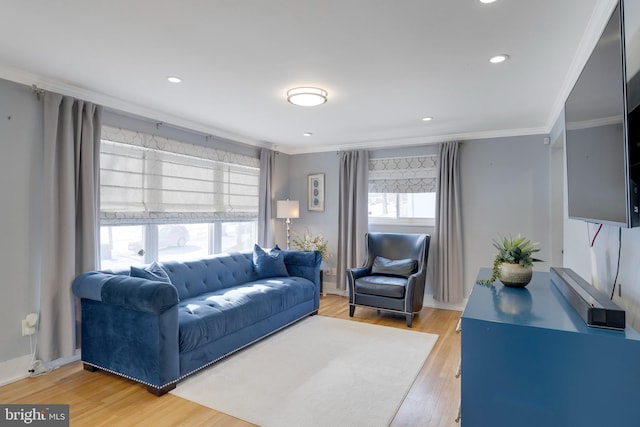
left=39, top=93, right=102, bottom=362
left=337, top=150, right=369, bottom=290
left=433, top=141, right=464, bottom=302
left=258, top=148, right=276, bottom=247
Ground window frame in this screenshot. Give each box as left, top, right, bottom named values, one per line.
left=98, top=125, right=260, bottom=269
left=367, top=154, right=437, bottom=227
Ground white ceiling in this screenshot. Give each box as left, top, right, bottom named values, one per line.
left=0, top=0, right=617, bottom=154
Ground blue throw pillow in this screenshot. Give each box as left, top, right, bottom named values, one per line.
left=253, top=244, right=289, bottom=279
left=130, top=261, right=173, bottom=284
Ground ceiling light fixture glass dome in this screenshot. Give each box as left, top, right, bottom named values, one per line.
left=287, top=87, right=328, bottom=107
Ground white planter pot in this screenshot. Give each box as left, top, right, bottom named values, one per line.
left=498, top=263, right=533, bottom=287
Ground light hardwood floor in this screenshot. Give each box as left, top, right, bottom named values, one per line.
left=0, top=295, right=462, bottom=426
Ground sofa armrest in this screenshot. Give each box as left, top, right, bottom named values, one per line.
left=282, top=250, right=322, bottom=286
left=72, top=271, right=179, bottom=314
left=73, top=271, right=180, bottom=390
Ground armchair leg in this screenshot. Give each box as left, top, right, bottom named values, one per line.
left=406, top=313, right=413, bottom=328
left=349, top=305, right=355, bottom=317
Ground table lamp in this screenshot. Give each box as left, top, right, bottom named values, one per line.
left=276, top=200, right=299, bottom=249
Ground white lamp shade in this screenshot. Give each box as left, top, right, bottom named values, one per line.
left=277, top=200, right=300, bottom=219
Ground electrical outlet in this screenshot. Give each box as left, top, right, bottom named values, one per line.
left=21, top=313, right=37, bottom=336
left=22, top=320, right=34, bottom=336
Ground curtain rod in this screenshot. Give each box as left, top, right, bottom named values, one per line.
left=154, top=120, right=213, bottom=142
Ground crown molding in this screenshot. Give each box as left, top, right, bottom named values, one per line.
left=1, top=63, right=549, bottom=156
left=280, top=126, right=551, bottom=155
left=0, top=64, right=277, bottom=152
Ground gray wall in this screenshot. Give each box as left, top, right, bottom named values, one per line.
left=283, top=139, right=553, bottom=301
left=0, top=79, right=43, bottom=363
left=564, top=221, right=640, bottom=329
left=281, top=152, right=339, bottom=281
left=460, top=135, right=552, bottom=296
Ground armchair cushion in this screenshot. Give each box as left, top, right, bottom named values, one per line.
left=371, top=256, right=417, bottom=278
left=355, top=276, right=407, bottom=298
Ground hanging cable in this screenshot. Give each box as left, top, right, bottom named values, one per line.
left=590, top=223, right=603, bottom=247
left=610, top=227, right=622, bottom=300
left=26, top=315, right=52, bottom=376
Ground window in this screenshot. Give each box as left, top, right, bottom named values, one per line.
left=368, top=155, right=437, bottom=225
left=99, top=126, right=260, bottom=270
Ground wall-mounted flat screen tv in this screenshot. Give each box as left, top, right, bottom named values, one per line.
left=565, top=0, right=640, bottom=227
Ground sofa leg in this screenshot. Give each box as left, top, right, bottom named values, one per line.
left=406, top=314, right=413, bottom=328
left=146, top=383, right=176, bottom=396
left=83, top=363, right=99, bottom=372
left=349, top=305, right=355, bottom=317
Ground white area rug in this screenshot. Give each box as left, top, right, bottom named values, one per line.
left=171, top=316, right=438, bottom=427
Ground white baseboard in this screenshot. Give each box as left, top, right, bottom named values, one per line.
left=0, top=354, right=31, bottom=387
left=0, top=352, right=81, bottom=387
left=422, top=294, right=466, bottom=312
left=321, top=280, right=348, bottom=297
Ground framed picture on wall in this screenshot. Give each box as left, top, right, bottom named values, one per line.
left=308, top=173, right=325, bottom=212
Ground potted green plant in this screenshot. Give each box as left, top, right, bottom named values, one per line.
left=477, top=234, right=543, bottom=287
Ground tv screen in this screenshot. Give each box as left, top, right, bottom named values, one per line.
left=565, top=1, right=640, bottom=227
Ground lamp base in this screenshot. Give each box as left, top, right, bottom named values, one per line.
left=285, top=219, right=291, bottom=250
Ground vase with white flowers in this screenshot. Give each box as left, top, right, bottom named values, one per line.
left=291, top=229, right=330, bottom=262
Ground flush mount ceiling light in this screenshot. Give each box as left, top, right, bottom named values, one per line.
left=480, top=0, right=497, bottom=4
left=303, top=132, right=313, bottom=136
left=167, top=76, right=182, bottom=83
left=421, top=117, right=433, bottom=122
left=489, top=54, right=510, bottom=64
left=287, top=87, right=328, bottom=107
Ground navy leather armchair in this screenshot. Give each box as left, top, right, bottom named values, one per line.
left=347, top=232, right=430, bottom=327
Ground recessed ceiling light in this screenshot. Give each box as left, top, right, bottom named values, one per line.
left=480, top=0, right=497, bottom=4
left=287, top=87, right=328, bottom=107
left=303, top=132, right=313, bottom=137
left=167, top=76, right=181, bottom=83
left=489, top=54, right=510, bottom=64
left=422, top=117, right=433, bottom=122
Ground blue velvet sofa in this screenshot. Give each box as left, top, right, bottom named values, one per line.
left=72, top=248, right=321, bottom=395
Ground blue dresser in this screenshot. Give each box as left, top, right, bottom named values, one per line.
left=461, top=269, right=640, bottom=426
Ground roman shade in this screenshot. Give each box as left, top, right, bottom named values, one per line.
left=100, top=126, right=259, bottom=225
left=368, top=155, right=437, bottom=193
